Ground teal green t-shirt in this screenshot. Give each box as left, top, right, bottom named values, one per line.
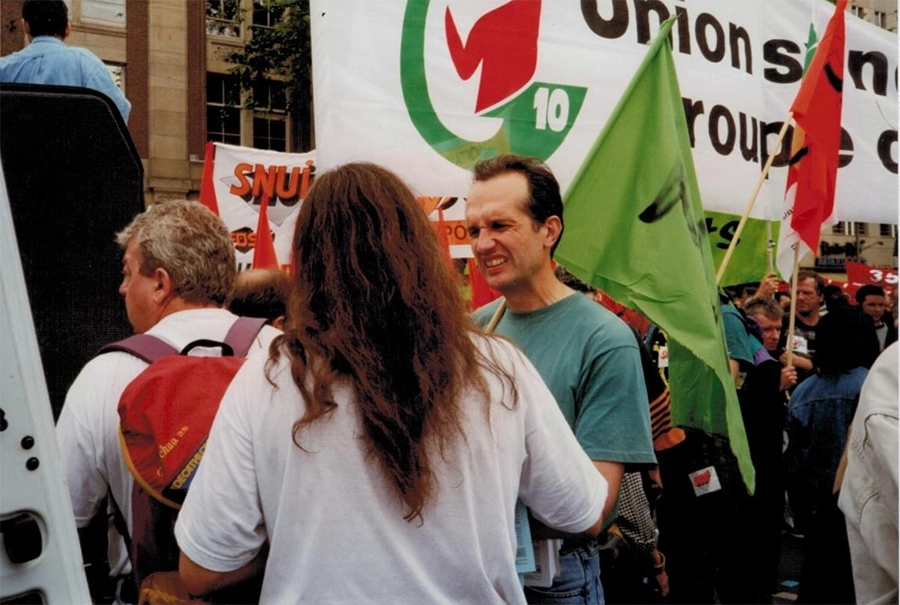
left=722, top=304, right=764, bottom=366
left=473, top=293, right=656, bottom=467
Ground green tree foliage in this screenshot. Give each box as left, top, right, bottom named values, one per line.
left=227, top=0, right=313, bottom=147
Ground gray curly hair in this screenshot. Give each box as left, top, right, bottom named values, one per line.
left=116, top=200, right=235, bottom=305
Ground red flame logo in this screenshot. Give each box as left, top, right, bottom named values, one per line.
left=445, top=0, right=541, bottom=113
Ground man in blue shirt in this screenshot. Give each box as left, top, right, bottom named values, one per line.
left=1, top=0, right=131, bottom=123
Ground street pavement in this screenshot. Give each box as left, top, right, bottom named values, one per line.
left=773, top=530, right=804, bottom=604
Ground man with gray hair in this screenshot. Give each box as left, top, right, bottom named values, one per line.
left=56, top=200, right=280, bottom=599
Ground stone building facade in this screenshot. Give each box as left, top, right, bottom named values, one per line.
left=1, top=0, right=313, bottom=205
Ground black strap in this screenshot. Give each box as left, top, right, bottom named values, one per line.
left=107, top=491, right=133, bottom=566
left=98, top=316, right=267, bottom=363
left=180, top=339, right=235, bottom=356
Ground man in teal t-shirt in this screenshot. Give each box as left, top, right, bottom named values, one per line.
left=466, top=154, right=656, bottom=605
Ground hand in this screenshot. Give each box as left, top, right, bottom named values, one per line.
left=654, top=569, right=670, bottom=598
left=650, top=549, right=669, bottom=597
left=756, top=272, right=780, bottom=299
left=780, top=365, right=798, bottom=391
left=781, top=351, right=813, bottom=372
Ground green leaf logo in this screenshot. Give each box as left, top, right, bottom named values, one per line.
left=400, top=1, right=586, bottom=170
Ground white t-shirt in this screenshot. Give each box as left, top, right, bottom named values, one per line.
left=175, top=335, right=606, bottom=604
left=56, top=308, right=280, bottom=575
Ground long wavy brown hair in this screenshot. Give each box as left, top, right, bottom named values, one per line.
left=271, top=162, right=508, bottom=522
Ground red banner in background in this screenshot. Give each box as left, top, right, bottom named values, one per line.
left=845, top=261, right=898, bottom=290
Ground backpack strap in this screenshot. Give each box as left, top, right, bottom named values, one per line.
left=98, top=316, right=267, bottom=362
left=223, top=316, right=268, bottom=358
left=98, top=334, right=178, bottom=364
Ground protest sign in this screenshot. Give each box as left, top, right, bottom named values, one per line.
left=312, top=0, right=897, bottom=225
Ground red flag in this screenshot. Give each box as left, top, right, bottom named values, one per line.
left=776, top=0, right=846, bottom=279
left=252, top=192, right=280, bottom=270
left=198, top=141, right=220, bottom=215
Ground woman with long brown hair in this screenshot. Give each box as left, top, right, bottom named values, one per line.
left=176, top=162, right=606, bottom=603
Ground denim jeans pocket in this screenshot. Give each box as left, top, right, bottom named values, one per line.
left=524, top=547, right=603, bottom=604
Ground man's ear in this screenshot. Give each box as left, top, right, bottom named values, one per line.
left=153, top=267, right=174, bottom=303
left=544, top=216, right=563, bottom=250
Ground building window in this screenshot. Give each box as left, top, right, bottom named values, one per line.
left=874, top=10, right=885, bottom=28
left=854, top=222, right=868, bottom=236
left=880, top=223, right=897, bottom=238
left=65, top=0, right=126, bottom=26
left=207, top=74, right=241, bottom=145
left=252, top=80, right=287, bottom=151
left=253, top=117, right=286, bottom=151
left=80, top=0, right=125, bottom=26
left=207, top=0, right=240, bottom=37
left=105, top=63, right=125, bottom=92
left=252, top=0, right=285, bottom=30
left=832, top=222, right=846, bottom=235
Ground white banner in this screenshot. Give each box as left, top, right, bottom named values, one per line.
left=209, top=143, right=316, bottom=270
left=312, top=0, right=898, bottom=225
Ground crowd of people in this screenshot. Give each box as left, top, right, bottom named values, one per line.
left=50, top=151, right=897, bottom=605
left=4, top=2, right=897, bottom=604
left=730, top=272, right=897, bottom=605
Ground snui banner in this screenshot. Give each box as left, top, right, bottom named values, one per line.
left=201, top=142, right=316, bottom=271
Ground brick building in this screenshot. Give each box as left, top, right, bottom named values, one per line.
left=1, top=0, right=313, bottom=205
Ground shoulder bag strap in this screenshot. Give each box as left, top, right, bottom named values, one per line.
left=223, top=316, right=268, bottom=358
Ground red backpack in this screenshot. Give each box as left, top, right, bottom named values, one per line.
left=99, top=317, right=267, bottom=601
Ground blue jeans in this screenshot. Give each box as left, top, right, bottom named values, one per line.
left=524, top=540, right=604, bottom=604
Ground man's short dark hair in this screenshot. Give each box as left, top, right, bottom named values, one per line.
left=814, top=306, right=877, bottom=374
left=228, top=269, right=291, bottom=325
left=855, top=284, right=886, bottom=305
left=797, top=270, right=825, bottom=296
left=23, top=0, right=68, bottom=38
left=472, top=154, right=565, bottom=257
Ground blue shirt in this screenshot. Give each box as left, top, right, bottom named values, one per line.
left=0, top=37, right=131, bottom=123
left=785, top=367, right=868, bottom=510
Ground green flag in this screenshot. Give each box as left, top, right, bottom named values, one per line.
left=555, top=17, right=754, bottom=492
left=706, top=210, right=779, bottom=288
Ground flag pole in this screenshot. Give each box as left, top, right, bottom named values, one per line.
left=715, top=115, right=792, bottom=285
left=784, top=245, right=802, bottom=368
left=485, top=299, right=507, bottom=333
